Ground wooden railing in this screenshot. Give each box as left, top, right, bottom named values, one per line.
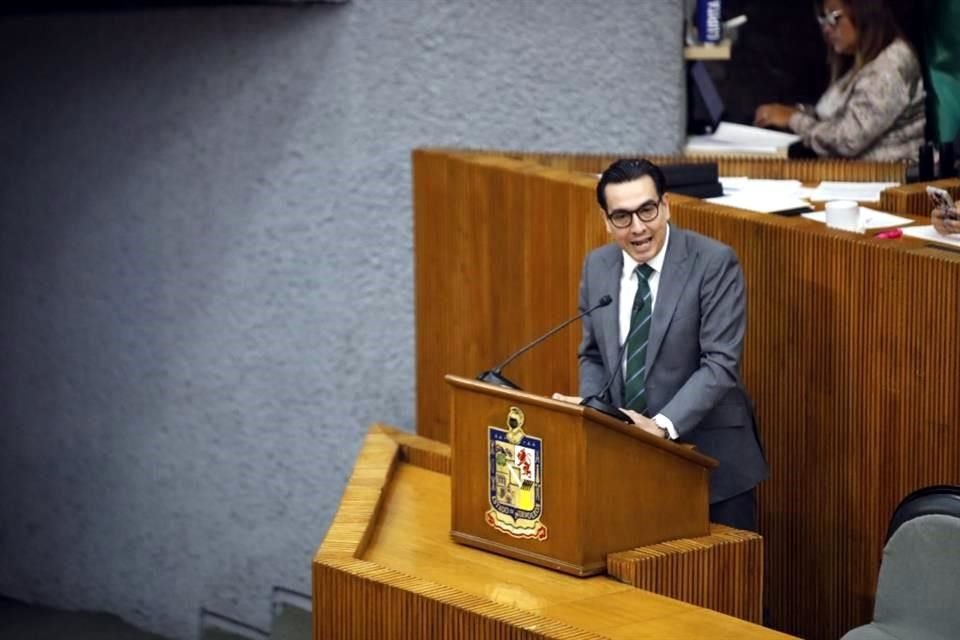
left=313, top=425, right=788, bottom=639
left=879, top=177, right=960, bottom=215
left=608, top=525, right=764, bottom=623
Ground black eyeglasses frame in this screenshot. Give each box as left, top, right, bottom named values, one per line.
left=606, top=199, right=663, bottom=229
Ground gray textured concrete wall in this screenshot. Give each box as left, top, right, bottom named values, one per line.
left=0, top=2, right=684, bottom=638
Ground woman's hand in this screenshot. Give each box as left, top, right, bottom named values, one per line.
left=754, top=103, right=799, bottom=129
left=932, top=206, right=960, bottom=235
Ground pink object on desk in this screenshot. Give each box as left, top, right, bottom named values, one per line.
left=874, top=229, right=903, bottom=239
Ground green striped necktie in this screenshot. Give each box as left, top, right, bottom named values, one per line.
left=625, top=263, right=654, bottom=413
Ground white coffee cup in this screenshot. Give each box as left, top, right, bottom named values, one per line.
left=824, top=200, right=861, bottom=232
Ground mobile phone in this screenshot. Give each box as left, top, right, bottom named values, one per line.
left=926, top=185, right=957, bottom=216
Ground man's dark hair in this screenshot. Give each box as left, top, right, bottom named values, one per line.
left=596, top=158, right=666, bottom=213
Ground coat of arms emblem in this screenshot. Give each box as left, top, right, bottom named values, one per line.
left=486, top=406, right=548, bottom=540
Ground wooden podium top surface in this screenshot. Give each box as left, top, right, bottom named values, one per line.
left=446, top=375, right=718, bottom=469
left=332, top=425, right=794, bottom=639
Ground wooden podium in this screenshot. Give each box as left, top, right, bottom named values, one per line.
left=447, top=375, right=718, bottom=577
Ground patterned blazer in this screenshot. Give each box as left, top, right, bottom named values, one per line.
left=789, top=38, right=926, bottom=162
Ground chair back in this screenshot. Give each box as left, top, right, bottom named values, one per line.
left=842, top=485, right=960, bottom=640
left=885, top=484, right=960, bottom=542
left=872, top=485, right=960, bottom=639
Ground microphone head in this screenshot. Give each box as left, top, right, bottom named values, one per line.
left=476, top=369, right=521, bottom=390
left=598, top=294, right=613, bottom=306
left=580, top=394, right=632, bottom=423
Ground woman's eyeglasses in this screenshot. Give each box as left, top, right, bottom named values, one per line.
left=816, top=9, right=844, bottom=28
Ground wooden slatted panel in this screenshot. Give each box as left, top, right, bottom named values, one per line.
left=391, top=428, right=452, bottom=475
left=316, top=425, right=399, bottom=559
left=607, top=525, right=763, bottom=624
left=314, top=558, right=607, bottom=640
left=413, top=149, right=457, bottom=443
left=878, top=177, right=960, bottom=215
left=314, top=424, right=793, bottom=639
left=411, top=149, right=960, bottom=640
left=413, top=149, right=604, bottom=442
left=488, top=150, right=906, bottom=183
left=668, top=196, right=960, bottom=640
left=313, top=424, right=605, bottom=639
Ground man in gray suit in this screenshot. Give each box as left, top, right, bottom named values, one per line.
left=573, top=158, right=768, bottom=531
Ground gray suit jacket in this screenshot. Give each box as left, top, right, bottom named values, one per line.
left=577, top=226, right=768, bottom=503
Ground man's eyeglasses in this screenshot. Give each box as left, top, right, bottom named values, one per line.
left=816, top=9, right=843, bottom=28
left=607, top=199, right=662, bottom=228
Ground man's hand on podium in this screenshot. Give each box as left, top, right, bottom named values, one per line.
left=622, top=411, right=668, bottom=439
left=552, top=395, right=667, bottom=438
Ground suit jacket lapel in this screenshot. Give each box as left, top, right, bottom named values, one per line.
left=645, top=227, right=693, bottom=374
left=599, top=248, right=624, bottom=374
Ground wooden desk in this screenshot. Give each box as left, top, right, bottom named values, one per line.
left=313, top=425, right=794, bottom=639
left=684, top=40, right=732, bottom=61
left=879, top=177, right=960, bottom=215
left=411, top=149, right=960, bottom=640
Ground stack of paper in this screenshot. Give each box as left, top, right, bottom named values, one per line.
left=719, top=177, right=805, bottom=198
left=686, top=122, right=800, bottom=157
left=902, top=225, right=960, bottom=248
left=801, top=207, right=914, bottom=230
left=809, top=182, right=900, bottom=203
left=706, top=194, right=811, bottom=214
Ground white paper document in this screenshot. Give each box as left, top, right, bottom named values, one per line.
left=719, top=177, right=805, bottom=197
left=718, top=176, right=750, bottom=192
left=901, top=225, right=960, bottom=248
left=706, top=194, right=812, bottom=214
left=686, top=122, right=800, bottom=157
left=710, top=122, right=800, bottom=147
left=801, top=207, right=914, bottom=230
left=809, top=181, right=900, bottom=203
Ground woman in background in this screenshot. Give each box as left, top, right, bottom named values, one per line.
left=754, top=0, right=925, bottom=162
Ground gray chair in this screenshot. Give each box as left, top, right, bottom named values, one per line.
left=841, top=485, right=960, bottom=640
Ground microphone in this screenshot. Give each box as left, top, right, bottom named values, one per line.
left=476, top=295, right=613, bottom=390
left=579, top=336, right=632, bottom=423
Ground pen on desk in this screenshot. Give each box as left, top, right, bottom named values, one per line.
left=874, top=229, right=903, bottom=239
